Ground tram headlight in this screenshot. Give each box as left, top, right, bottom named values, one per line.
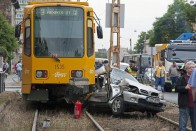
left=36, top=70, right=48, bottom=78
left=71, top=70, right=83, bottom=78
left=36, top=71, right=42, bottom=78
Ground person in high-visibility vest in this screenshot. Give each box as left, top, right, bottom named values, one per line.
left=154, top=61, right=165, bottom=92
left=125, top=63, right=138, bottom=78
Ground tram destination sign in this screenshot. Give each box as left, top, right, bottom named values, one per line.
left=35, top=7, right=82, bottom=17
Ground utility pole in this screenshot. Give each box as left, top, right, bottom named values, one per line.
left=109, top=0, right=120, bottom=69
left=139, top=32, right=146, bottom=75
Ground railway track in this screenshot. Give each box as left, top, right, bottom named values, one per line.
left=157, top=114, right=192, bottom=131
left=30, top=101, right=193, bottom=131
left=157, top=101, right=192, bottom=131
left=86, top=102, right=192, bottom=131
left=31, top=109, right=102, bottom=131
left=32, top=109, right=38, bottom=131
left=31, top=104, right=96, bottom=131
left=86, top=111, right=104, bottom=131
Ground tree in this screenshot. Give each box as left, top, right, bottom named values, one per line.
left=0, top=12, right=18, bottom=59
left=149, top=0, right=196, bottom=46
left=134, top=31, right=150, bottom=53
left=95, top=52, right=107, bottom=58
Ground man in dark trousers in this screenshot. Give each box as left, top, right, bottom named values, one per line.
left=2, top=60, right=9, bottom=78
left=176, top=61, right=195, bottom=131
left=169, top=61, right=179, bottom=92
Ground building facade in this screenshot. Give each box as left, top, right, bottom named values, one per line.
left=15, top=0, right=29, bottom=25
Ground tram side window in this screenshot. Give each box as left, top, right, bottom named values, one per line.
left=24, top=19, right=31, bottom=56
left=87, top=19, right=94, bottom=57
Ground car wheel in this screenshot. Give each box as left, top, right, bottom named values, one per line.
left=111, top=97, right=124, bottom=116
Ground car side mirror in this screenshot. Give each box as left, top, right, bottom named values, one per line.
left=97, top=25, right=103, bottom=39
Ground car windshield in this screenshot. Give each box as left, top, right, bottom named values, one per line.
left=110, top=68, right=138, bottom=83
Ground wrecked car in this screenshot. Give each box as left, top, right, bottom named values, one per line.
left=89, top=66, right=166, bottom=116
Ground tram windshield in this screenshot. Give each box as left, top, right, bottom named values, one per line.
left=34, top=6, right=84, bottom=57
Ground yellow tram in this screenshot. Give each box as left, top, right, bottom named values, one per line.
left=15, top=0, right=103, bottom=102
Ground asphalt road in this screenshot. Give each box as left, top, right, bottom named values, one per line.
left=164, top=92, right=178, bottom=104
left=152, top=85, right=178, bottom=104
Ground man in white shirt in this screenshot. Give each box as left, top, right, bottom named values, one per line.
left=16, top=61, right=22, bottom=81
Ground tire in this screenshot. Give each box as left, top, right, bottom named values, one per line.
left=111, top=97, right=124, bottom=116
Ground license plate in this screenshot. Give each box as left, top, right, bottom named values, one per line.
left=146, top=97, right=160, bottom=104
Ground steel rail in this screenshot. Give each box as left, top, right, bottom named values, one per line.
left=157, top=114, right=192, bottom=131
left=32, top=109, right=38, bottom=131
left=86, top=111, right=104, bottom=131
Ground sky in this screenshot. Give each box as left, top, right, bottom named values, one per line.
left=86, top=0, right=174, bottom=50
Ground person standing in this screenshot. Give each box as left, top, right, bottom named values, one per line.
left=2, top=60, right=9, bottom=78
left=125, top=62, right=138, bottom=78
left=96, top=60, right=103, bottom=70
left=154, top=61, right=165, bottom=92
left=16, top=61, right=22, bottom=81
left=169, top=62, right=179, bottom=92
left=13, top=63, right=17, bottom=74
left=188, top=67, right=196, bottom=131
left=176, top=61, right=195, bottom=131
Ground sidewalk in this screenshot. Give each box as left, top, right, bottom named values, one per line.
left=5, top=74, right=21, bottom=88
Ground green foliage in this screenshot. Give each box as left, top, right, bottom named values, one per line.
left=95, top=52, right=107, bottom=58
left=0, top=12, right=18, bottom=59
left=134, top=31, right=150, bottom=53
left=149, top=0, right=196, bottom=46
left=128, top=49, right=137, bottom=54
left=134, top=0, right=196, bottom=51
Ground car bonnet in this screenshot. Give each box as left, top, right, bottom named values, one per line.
left=120, top=78, right=160, bottom=93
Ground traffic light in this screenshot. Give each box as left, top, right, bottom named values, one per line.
left=11, top=0, right=20, bottom=9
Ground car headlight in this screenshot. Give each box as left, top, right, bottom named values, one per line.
left=124, top=86, right=139, bottom=94
left=159, top=93, right=164, bottom=100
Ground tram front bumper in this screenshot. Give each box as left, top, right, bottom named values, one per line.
left=27, top=89, right=49, bottom=102
left=69, top=78, right=89, bottom=94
